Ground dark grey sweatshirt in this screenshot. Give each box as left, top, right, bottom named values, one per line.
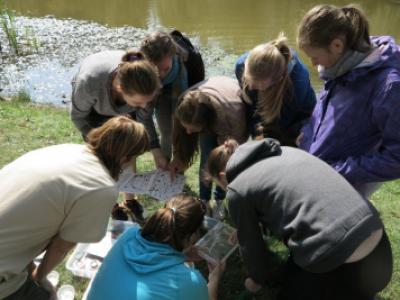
left=226, top=139, right=382, bottom=284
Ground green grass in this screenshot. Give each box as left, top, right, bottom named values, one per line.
left=0, top=99, right=399, bottom=299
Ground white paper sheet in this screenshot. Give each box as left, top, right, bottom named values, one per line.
left=118, top=169, right=186, bottom=201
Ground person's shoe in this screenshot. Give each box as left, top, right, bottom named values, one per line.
left=124, top=199, right=145, bottom=223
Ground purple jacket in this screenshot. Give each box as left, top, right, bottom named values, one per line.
left=300, top=36, right=400, bottom=189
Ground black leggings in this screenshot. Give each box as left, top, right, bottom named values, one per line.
left=3, top=276, right=49, bottom=300
left=278, top=231, right=393, bottom=300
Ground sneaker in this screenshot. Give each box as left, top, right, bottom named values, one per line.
left=124, top=199, right=144, bottom=223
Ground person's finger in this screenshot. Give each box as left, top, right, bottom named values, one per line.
left=228, top=231, right=238, bottom=245
left=168, top=165, right=177, bottom=181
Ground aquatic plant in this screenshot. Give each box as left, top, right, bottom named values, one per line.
left=24, top=25, right=40, bottom=53
left=0, top=1, right=20, bottom=55
left=0, top=0, right=41, bottom=55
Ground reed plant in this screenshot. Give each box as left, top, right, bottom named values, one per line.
left=0, top=0, right=40, bottom=55
left=0, top=1, right=20, bottom=55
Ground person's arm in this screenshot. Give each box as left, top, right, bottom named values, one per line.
left=135, top=103, right=160, bottom=150
left=151, top=148, right=169, bottom=169
left=70, top=78, right=97, bottom=136
left=168, top=157, right=187, bottom=180
left=330, top=81, right=400, bottom=185
left=227, top=189, right=271, bottom=286
left=31, top=236, right=76, bottom=299
left=207, top=262, right=226, bottom=300
left=135, top=103, right=170, bottom=169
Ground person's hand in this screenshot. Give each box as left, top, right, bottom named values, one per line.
left=31, top=268, right=57, bottom=300
left=168, top=158, right=187, bottom=180
left=244, top=277, right=262, bottom=293
left=295, top=132, right=304, bottom=147
left=151, top=148, right=169, bottom=169
left=254, top=124, right=265, bottom=140
left=228, top=230, right=238, bottom=246
left=183, top=246, right=203, bottom=262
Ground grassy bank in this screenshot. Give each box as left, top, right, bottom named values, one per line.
left=0, top=98, right=399, bottom=299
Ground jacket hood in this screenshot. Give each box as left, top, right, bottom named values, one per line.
left=226, top=138, right=281, bottom=183
left=346, top=36, right=400, bottom=80
left=122, top=227, right=185, bottom=274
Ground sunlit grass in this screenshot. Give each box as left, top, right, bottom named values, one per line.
left=0, top=99, right=399, bottom=299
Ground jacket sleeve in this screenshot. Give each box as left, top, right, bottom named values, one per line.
left=227, top=188, right=273, bottom=285
left=135, top=102, right=160, bottom=149
left=287, top=53, right=317, bottom=131
left=331, top=79, right=400, bottom=184
left=70, top=78, right=96, bottom=136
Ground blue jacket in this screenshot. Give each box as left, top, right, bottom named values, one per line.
left=300, top=36, right=400, bottom=190
left=87, top=227, right=209, bottom=300
left=235, top=50, right=316, bottom=144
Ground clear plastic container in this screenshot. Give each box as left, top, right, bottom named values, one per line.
left=195, top=221, right=238, bottom=264
left=57, top=284, right=75, bottom=300
left=66, top=219, right=139, bottom=278
left=47, top=270, right=59, bottom=287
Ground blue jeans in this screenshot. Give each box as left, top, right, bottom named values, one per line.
left=199, top=133, right=226, bottom=201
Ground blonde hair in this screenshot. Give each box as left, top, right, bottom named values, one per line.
left=118, top=50, right=160, bottom=96
left=297, top=4, right=371, bottom=52
left=141, top=194, right=206, bottom=251
left=86, top=116, right=149, bottom=180
left=243, top=33, right=293, bottom=124
left=173, top=90, right=217, bottom=167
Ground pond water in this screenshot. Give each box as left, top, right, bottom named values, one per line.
left=1, top=0, right=400, bottom=104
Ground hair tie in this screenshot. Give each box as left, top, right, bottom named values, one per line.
left=128, top=55, right=139, bottom=62
left=170, top=207, right=177, bottom=215
left=128, top=52, right=144, bottom=62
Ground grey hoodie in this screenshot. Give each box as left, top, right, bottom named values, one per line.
left=70, top=50, right=158, bottom=147
left=226, top=139, right=382, bottom=284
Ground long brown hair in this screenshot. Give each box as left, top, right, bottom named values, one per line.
left=86, top=116, right=149, bottom=180
left=117, top=50, right=160, bottom=96
left=243, top=34, right=293, bottom=124
left=297, top=4, right=371, bottom=52
left=141, top=194, right=206, bottom=251
left=172, top=90, right=217, bottom=167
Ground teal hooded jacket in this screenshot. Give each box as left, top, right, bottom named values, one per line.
left=87, top=227, right=209, bottom=300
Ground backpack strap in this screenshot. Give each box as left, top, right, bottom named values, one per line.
left=170, top=29, right=205, bottom=87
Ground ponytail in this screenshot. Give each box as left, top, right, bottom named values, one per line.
left=341, top=6, right=371, bottom=51
left=141, top=194, right=206, bottom=251
left=272, top=33, right=292, bottom=65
